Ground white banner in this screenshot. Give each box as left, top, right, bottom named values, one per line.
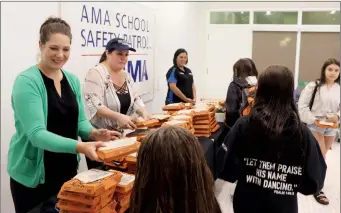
left=61, top=2, right=155, bottom=102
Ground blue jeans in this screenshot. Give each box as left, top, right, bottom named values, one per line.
left=308, top=124, right=338, bottom=136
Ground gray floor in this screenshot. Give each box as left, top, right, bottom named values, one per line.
left=215, top=142, right=340, bottom=213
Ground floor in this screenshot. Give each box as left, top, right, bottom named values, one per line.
left=215, top=142, right=340, bottom=213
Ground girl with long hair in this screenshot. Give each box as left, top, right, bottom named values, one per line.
left=224, top=58, right=258, bottom=128
left=298, top=58, right=340, bottom=205
left=220, top=65, right=326, bottom=213
left=130, top=126, right=222, bottom=213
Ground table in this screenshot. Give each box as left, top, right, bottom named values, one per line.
left=198, top=122, right=226, bottom=180
left=29, top=123, right=226, bottom=213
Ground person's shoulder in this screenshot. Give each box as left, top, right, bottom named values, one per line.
left=62, top=69, right=79, bottom=82
left=233, top=116, right=249, bottom=130
left=166, top=66, right=177, bottom=75
left=14, top=65, right=40, bottom=85
left=18, top=65, right=39, bottom=78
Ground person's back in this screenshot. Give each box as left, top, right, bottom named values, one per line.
left=225, top=58, right=258, bottom=128
left=220, top=65, right=326, bottom=213
left=129, top=126, right=222, bottom=213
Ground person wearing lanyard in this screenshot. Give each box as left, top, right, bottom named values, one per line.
left=165, top=48, right=196, bottom=105
left=83, top=38, right=150, bottom=169
left=7, top=17, right=121, bottom=213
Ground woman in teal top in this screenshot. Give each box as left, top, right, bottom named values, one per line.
left=7, top=17, right=121, bottom=213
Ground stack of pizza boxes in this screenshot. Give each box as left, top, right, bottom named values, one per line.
left=161, top=102, right=193, bottom=115
left=167, top=109, right=195, bottom=134
left=125, top=152, right=137, bottom=175
left=109, top=170, right=135, bottom=213
left=57, top=169, right=122, bottom=213
left=192, top=105, right=220, bottom=137
left=135, top=117, right=160, bottom=129
left=150, top=114, right=172, bottom=127
left=161, top=109, right=194, bottom=133
left=100, top=137, right=139, bottom=174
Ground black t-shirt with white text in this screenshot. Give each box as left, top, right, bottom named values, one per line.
left=220, top=117, right=327, bottom=213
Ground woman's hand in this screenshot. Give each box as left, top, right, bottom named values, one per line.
left=117, top=114, right=137, bottom=129
left=185, top=98, right=193, bottom=103
left=90, top=129, right=121, bottom=141
left=327, top=114, right=339, bottom=123
left=76, top=141, right=105, bottom=162
left=141, top=112, right=152, bottom=120
left=192, top=97, right=196, bottom=105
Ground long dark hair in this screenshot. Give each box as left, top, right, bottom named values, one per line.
left=173, top=48, right=188, bottom=66
left=233, top=58, right=258, bottom=78
left=309, top=58, right=340, bottom=110
left=249, top=65, right=303, bottom=140
left=129, top=126, right=222, bottom=213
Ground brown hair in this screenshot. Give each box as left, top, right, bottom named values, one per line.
left=129, top=126, right=222, bottom=213
left=233, top=58, right=258, bottom=78
left=39, top=17, right=72, bottom=44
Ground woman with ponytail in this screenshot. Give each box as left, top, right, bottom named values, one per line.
left=8, top=17, right=120, bottom=213
left=83, top=38, right=150, bottom=168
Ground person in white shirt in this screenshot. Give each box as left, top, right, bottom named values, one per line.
left=298, top=58, right=340, bottom=205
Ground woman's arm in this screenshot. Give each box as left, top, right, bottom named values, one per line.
left=169, top=83, right=190, bottom=102
left=298, top=82, right=317, bottom=124
left=12, top=75, right=78, bottom=153
left=192, top=83, right=196, bottom=101
left=225, top=82, right=241, bottom=128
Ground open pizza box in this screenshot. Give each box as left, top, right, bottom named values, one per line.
left=162, top=102, right=185, bottom=111
left=97, top=137, right=140, bottom=162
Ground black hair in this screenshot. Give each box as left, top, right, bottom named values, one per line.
left=173, top=48, right=188, bottom=66
left=308, top=58, right=340, bottom=110
left=233, top=58, right=258, bottom=78
left=249, top=65, right=303, bottom=141
left=245, top=58, right=258, bottom=77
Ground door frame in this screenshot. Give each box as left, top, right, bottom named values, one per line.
left=206, top=8, right=340, bottom=88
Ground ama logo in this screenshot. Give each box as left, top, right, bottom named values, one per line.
left=126, top=60, right=148, bottom=82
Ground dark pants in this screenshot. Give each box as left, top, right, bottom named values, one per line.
left=86, top=156, right=103, bottom=170
left=10, top=173, right=74, bottom=213
left=10, top=159, right=77, bottom=213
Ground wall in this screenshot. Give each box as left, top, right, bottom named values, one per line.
left=197, top=1, right=340, bottom=99
left=145, top=2, right=202, bottom=113
left=1, top=3, right=61, bottom=212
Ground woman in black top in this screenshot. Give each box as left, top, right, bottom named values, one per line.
left=83, top=38, right=151, bottom=169
left=165, top=48, right=196, bottom=105
left=9, top=17, right=121, bottom=213
left=220, top=65, right=327, bottom=213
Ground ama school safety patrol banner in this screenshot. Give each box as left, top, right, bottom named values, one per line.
left=61, top=2, right=155, bottom=102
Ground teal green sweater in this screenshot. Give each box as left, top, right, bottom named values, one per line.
left=7, top=65, right=94, bottom=188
